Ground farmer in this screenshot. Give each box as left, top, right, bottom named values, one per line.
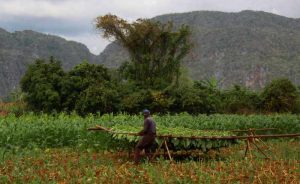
left=134, top=109, right=156, bottom=164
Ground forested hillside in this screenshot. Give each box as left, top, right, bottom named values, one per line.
left=97, top=10, right=300, bottom=89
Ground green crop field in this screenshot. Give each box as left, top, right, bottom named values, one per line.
left=0, top=113, right=299, bottom=183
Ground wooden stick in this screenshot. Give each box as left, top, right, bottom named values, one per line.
left=151, top=140, right=165, bottom=160
left=231, top=128, right=280, bottom=132
left=246, top=139, right=253, bottom=159
left=88, top=125, right=111, bottom=131
left=251, top=141, right=270, bottom=159
left=244, top=140, right=249, bottom=158
left=164, top=138, right=173, bottom=161
left=153, top=133, right=300, bottom=140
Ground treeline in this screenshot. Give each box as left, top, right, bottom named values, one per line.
left=20, top=57, right=300, bottom=115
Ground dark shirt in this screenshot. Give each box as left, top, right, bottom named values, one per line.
left=139, top=117, right=156, bottom=135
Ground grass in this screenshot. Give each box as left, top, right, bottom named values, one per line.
left=0, top=141, right=299, bottom=183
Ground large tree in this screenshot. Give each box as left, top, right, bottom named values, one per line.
left=60, top=62, right=119, bottom=114
left=95, top=14, right=191, bottom=89
left=20, top=57, right=65, bottom=112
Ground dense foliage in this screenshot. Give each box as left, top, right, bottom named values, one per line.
left=20, top=57, right=64, bottom=112
left=221, top=85, right=261, bottom=114
left=96, top=14, right=191, bottom=89
left=20, top=58, right=120, bottom=115
left=20, top=57, right=300, bottom=114
left=261, top=79, right=298, bottom=112
left=60, top=61, right=119, bottom=115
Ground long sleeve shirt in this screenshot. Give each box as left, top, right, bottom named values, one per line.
left=139, top=117, right=156, bottom=136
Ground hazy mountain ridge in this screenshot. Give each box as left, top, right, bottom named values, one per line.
left=1, top=10, right=300, bottom=97
left=97, top=10, right=300, bottom=89
left=0, top=29, right=97, bottom=97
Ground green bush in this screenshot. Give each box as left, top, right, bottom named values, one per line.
left=120, top=89, right=152, bottom=114
left=293, top=85, right=300, bottom=114
left=21, top=58, right=119, bottom=115
left=75, top=85, right=119, bottom=115
left=293, top=97, right=300, bottom=114
left=60, top=61, right=115, bottom=113
left=149, top=90, right=173, bottom=113
left=261, top=79, right=297, bottom=113
left=221, top=85, right=261, bottom=114
left=167, top=84, right=221, bottom=114
left=20, top=57, right=65, bottom=112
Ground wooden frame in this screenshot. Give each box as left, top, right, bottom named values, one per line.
left=88, top=126, right=300, bottom=160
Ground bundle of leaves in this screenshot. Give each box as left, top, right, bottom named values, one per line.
left=110, top=124, right=237, bottom=152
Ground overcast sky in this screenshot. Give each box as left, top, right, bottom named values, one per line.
left=0, top=0, right=300, bottom=55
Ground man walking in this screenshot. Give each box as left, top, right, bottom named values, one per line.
left=134, top=109, right=156, bottom=164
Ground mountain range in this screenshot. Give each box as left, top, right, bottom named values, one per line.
left=1, top=10, right=300, bottom=97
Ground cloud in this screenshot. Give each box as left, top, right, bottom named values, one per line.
left=63, top=33, right=110, bottom=55
left=2, top=0, right=298, bottom=21
left=0, top=0, right=300, bottom=54
left=0, top=14, right=92, bottom=36
left=0, top=0, right=95, bottom=19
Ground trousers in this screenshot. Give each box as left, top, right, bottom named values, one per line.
left=134, top=134, right=156, bottom=164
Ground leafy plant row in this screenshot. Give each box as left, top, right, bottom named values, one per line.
left=0, top=113, right=299, bottom=151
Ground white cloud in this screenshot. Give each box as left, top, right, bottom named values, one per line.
left=0, top=0, right=300, bottom=54
left=62, top=33, right=111, bottom=55
left=0, top=0, right=96, bottom=19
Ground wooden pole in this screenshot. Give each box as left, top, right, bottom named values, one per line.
left=231, top=128, right=280, bottom=132
left=245, top=139, right=253, bottom=159
left=244, top=140, right=249, bottom=157
left=164, top=138, right=173, bottom=161
left=151, top=139, right=165, bottom=160
left=153, top=133, right=300, bottom=140
left=251, top=141, right=270, bottom=159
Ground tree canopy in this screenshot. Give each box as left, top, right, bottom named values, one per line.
left=20, top=57, right=65, bottom=112
left=95, top=14, right=192, bottom=89
left=261, top=78, right=298, bottom=112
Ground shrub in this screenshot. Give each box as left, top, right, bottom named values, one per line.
left=20, top=57, right=65, bottom=112
left=60, top=62, right=112, bottom=112
left=75, top=85, right=120, bottom=115
left=261, top=78, right=297, bottom=112
left=120, top=89, right=152, bottom=114
left=221, top=85, right=261, bottom=114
